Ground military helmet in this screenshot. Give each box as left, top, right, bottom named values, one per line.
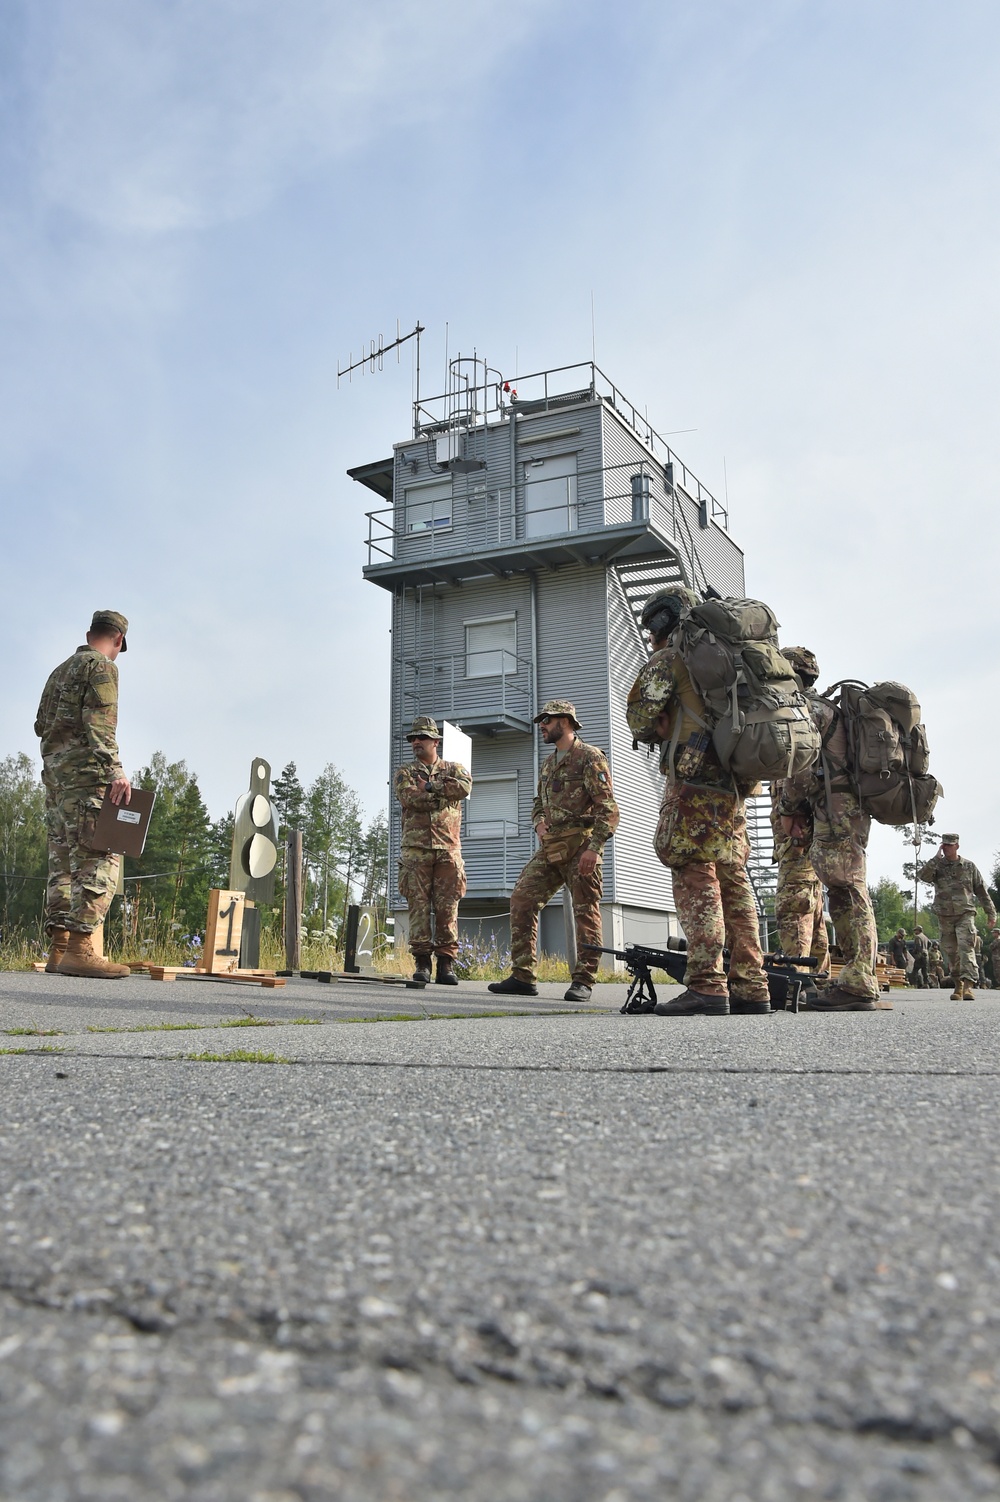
left=406, top=716, right=441, bottom=741
left=91, top=609, right=128, bottom=651
left=533, top=699, right=581, bottom=730
left=781, top=645, right=819, bottom=685
left=639, top=585, right=698, bottom=634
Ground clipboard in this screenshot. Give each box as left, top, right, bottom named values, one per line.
left=91, top=786, right=156, bottom=857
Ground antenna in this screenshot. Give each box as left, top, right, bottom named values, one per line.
left=337, top=321, right=425, bottom=408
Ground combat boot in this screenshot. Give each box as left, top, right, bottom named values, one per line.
left=564, top=981, right=592, bottom=1002
left=803, top=984, right=875, bottom=1011
left=57, top=931, right=130, bottom=979
left=44, top=928, right=70, bottom=973
left=412, top=954, right=433, bottom=984
left=963, top=981, right=976, bottom=1000
left=488, top=974, right=538, bottom=997
left=435, top=955, right=459, bottom=986
left=949, top=986, right=964, bottom=1001
left=654, top=989, right=729, bottom=1016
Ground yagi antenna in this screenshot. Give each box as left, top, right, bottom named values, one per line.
left=338, top=319, right=424, bottom=400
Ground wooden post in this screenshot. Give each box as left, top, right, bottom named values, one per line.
left=201, top=890, right=245, bottom=974
left=285, top=830, right=303, bottom=973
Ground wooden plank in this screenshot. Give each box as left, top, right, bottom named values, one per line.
left=201, top=890, right=245, bottom=974
left=145, top=967, right=285, bottom=988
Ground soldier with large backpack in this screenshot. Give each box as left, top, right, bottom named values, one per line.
left=626, top=586, right=803, bottom=1015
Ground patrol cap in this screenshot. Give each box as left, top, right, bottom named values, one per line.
left=940, top=832, right=960, bottom=844
left=639, top=585, right=698, bottom=631
left=534, top=699, right=581, bottom=730
left=90, top=609, right=128, bottom=650
left=782, top=645, right=819, bottom=684
left=406, top=716, right=441, bottom=741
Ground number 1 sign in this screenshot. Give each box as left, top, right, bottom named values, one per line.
left=201, top=890, right=246, bottom=974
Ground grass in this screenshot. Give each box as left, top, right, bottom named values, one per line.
left=6, top=1026, right=64, bottom=1036
left=85, top=1017, right=325, bottom=1034
left=184, top=1048, right=289, bottom=1064
left=0, top=1045, right=64, bottom=1055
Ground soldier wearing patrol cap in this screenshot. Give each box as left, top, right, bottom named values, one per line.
left=34, top=610, right=132, bottom=978
left=393, top=716, right=472, bottom=984
left=626, top=586, right=771, bottom=1016
left=917, top=833, right=997, bottom=999
left=489, top=700, right=619, bottom=1003
left=768, top=646, right=829, bottom=997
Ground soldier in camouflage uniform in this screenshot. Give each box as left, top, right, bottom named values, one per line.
left=489, top=700, right=619, bottom=1004
left=777, top=674, right=884, bottom=1010
left=34, top=610, right=132, bottom=979
left=626, top=587, right=771, bottom=1016
left=928, top=942, right=947, bottom=988
left=917, top=834, right=997, bottom=999
left=394, top=717, right=472, bottom=984
left=769, top=647, right=829, bottom=999
left=910, top=925, right=930, bottom=989
left=986, top=926, right=1000, bottom=989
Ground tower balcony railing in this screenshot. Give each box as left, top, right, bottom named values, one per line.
left=397, top=647, right=536, bottom=734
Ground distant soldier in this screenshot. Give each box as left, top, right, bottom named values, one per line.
left=917, top=834, right=996, bottom=1000
left=394, top=717, right=472, bottom=985
left=975, top=931, right=987, bottom=988
left=769, top=647, right=829, bottom=1002
left=910, top=925, right=930, bottom=989
left=625, top=588, right=771, bottom=1016
left=34, top=610, right=132, bottom=978
left=777, top=672, right=884, bottom=1010
left=928, top=942, right=947, bottom=988
left=986, top=927, right=1000, bottom=988
left=889, top=928, right=910, bottom=974
left=489, top=700, right=619, bottom=1003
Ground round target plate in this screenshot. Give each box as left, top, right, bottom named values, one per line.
left=251, top=794, right=271, bottom=828
left=243, top=834, right=277, bottom=879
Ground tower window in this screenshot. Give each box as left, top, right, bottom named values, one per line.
left=465, top=614, right=516, bottom=678
left=405, top=479, right=452, bottom=532
left=467, top=773, right=519, bottom=838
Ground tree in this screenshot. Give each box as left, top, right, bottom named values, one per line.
left=272, top=763, right=305, bottom=839
left=0, top=753, right=46, bottom=932
left=304, top=764, right=358, bottom=934
left=129, top=753, right=213, bottom=935
left=869, top=876, right=908, bottom=941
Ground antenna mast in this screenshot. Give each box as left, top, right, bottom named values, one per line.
left=337, top=321, right=425, bottom=430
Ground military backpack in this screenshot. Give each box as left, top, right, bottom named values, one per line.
left=818, top=679, right=942, bottom=826
left=670, top=597, right=821, bottom=783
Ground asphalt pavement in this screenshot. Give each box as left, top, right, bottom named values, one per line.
left=1, top=968, right=999, bottom=1501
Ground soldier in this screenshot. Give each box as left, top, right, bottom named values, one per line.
left=394, top=717, right=472, bottom=984
left=777, top=670, right=885, bottom=1011
left=626, top=587, right=771, bottom=1016
left=986, top=927, right=1000, bottom=988
left=35, top=610, right=132, bottom=978
left=928, top=941, right=947, bottom=988
left=910, top=924, right=930, bottom=989
left=489, top=700, right=619, bottom=1003
left=917, top=834, right=997, bottom=1000
left=770, top=646, right=829, bottom=1001
left=975, top=931, right=987, bottom=989
left=889, top=927, right=910, bottom=974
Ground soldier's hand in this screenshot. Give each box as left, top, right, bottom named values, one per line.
left=109, top=776, right=131, bottom=807
left=535, top=819, right=549, bottom=840
left=415, top=777, right=429, bottom=792
left=578, top=849, right=599, bottom=876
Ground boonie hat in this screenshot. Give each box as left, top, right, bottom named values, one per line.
left=534, top=699, right=581, bottom=730
left=90, top=610, right=128, bottom=650
left=406, top=716, right=441, bottom=741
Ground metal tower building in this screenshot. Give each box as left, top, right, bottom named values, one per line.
left=349, top=356, right=757, bottom=958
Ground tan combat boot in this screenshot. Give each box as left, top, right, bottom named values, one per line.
left=44, top=928, right=70, bottom=973
left=949, top=986, right=963, bottom=1000
left=963, top=981, right=976, bottom=1000
left=57, top=931, right=130, bottom=979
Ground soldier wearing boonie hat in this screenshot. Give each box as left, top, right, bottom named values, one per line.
left=394, top=716, right=472, bottom=985
left=489, top=698, right=619, bottom=1005
left=918, top=832, right=997, bottom=1000
left=33, top=610, right=133, bottom=979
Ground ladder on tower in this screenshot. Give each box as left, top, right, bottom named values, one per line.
left=612, top=556, right=688, bottom=643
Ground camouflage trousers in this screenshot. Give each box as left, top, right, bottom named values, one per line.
left=910, top=951, right=929, bottom=988
left=808, top=804, right=878, bottom=1001
left=937, top=912, right=978, bottom=987
left=509, top=844, right=603, bottom=985
left=398, top=849, right=466, bottom=958
left=775, top=850, right=830, bottom=974
left=655, top=786, right=768, bottom=1002
left=45, top=787, right=120, bottom=935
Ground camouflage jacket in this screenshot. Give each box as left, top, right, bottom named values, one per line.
left=34, top=646, right=123, bottom=792
left=533, top=738, right=619, bottom=855
left=626, top=647, right=734, bottom=793
left=916, top=852, right=997, bottom=923
left=394, top=758, right=472, bottom=854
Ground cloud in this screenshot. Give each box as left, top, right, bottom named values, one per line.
left=29, top=0, right=562, bottom=234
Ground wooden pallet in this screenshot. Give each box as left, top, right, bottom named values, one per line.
left=830, top=962, right=908, bottom=991
left=143, top=966, right=285, bottom=987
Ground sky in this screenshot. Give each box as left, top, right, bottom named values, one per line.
left=2, top=0, right=998, bottom=891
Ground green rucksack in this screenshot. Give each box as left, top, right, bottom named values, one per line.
left=671, top=597, right=821, bottom=783
left=819, top=679, right=942, bottom=826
